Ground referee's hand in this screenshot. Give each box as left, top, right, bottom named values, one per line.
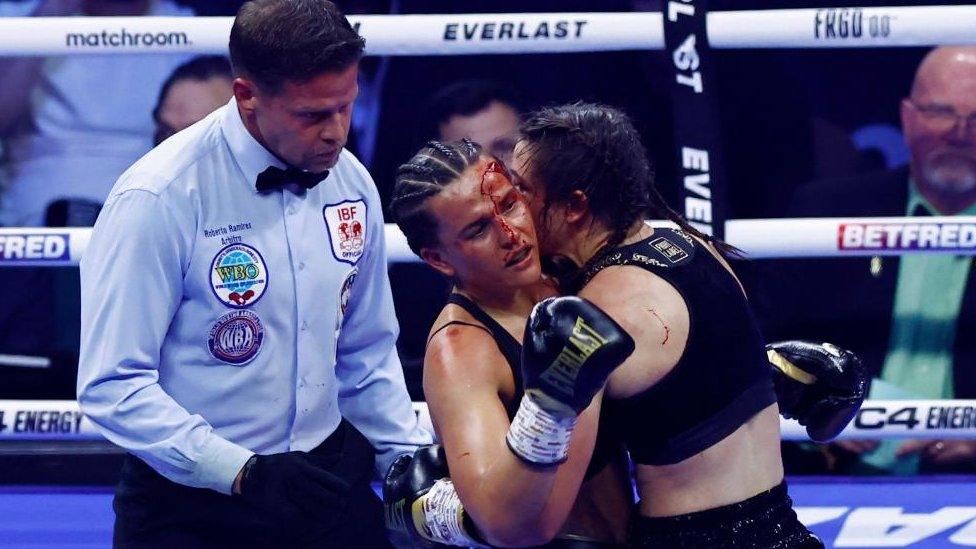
left=236, top=452, right=351, bottom=523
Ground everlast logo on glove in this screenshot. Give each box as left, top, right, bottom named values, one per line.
left=508, top=297, right=635, bottom=465
left=543, top=317, right=610, bottom=394
left=539, top=317, right=607, bottom=395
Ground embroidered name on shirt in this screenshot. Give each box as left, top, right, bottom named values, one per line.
left=203, top=222, right=254, bottom=240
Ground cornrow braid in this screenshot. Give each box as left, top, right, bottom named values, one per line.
left=390, top=139, right=484, bottom=256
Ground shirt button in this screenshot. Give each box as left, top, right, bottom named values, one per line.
left=287, top=206, right=297, bottom=215
left=298, top=261, right=306, bottom=271
left=301, top=321, right=308, bottom=331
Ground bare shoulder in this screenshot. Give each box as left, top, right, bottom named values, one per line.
left=580, top=265, right=690, bottom=398
left=424, top=304, right=510, bottom=396
left=580, top=265, right=686, bottom=321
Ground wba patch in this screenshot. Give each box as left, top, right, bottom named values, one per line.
left=323, top=199, right=367, bottom=265
left=208, top=310, right=265, bottom=365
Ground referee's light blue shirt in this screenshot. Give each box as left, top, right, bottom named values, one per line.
left=78, top=98, right=431, bottom=494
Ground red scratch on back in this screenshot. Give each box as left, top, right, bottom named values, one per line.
left=648, top=308, right=670, bottom=345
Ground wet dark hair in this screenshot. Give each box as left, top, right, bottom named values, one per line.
left=518, top=102, right=737, bottom=276
left=390, top=139, right=484, bottom=256
left=153, top=55, right=232, bottom=146
left=229, top=0, right=364, bottom=94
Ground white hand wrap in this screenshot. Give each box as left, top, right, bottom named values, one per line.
left=505, top=394, right=578, bottom=465
left=414, top=478, right=487, bottom=547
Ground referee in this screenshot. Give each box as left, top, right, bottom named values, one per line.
left=76, top=1, right=431, bottom=547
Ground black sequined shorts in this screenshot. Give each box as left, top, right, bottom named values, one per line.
left=631, top=482, right=823, bottom=548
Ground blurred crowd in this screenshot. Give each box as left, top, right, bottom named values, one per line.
left=1, top=0, right=974, bottom=476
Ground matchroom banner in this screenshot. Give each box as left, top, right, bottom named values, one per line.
left=663, top=0, right=729, bottom=239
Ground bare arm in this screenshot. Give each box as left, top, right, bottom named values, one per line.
left=0, top=0, right=81, bottom=134
left=580, top=266, right=689, bottom=400
left=425, top=325, right=600, bottom=547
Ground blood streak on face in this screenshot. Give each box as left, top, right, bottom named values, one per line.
left=480, top=160, right=518, bottom=245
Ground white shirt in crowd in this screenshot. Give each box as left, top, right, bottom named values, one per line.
left=77, top=98, right=431, bottom=494
left=0, top=0, right=194, bottom=226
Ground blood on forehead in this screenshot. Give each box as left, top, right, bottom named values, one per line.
left=479, top=160, right=518, bottom=243
left=479, top=160, right=510, bottom=193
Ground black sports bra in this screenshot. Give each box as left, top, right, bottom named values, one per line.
left=429, top=293, right=621, bottom=480
left=583, top=228, right=777, bottom=466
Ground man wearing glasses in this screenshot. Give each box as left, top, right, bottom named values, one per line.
left=765, top=46, right=976, bottom=475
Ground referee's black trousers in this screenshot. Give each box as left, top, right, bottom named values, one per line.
left=112, top=419, right=391, bottom=548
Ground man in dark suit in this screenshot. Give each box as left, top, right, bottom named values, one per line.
left=759, top=46, right=976, bottom=474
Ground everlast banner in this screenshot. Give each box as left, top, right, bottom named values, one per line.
left=663, top=0, right=728, bottom=238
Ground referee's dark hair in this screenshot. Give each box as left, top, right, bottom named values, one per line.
left=229, top=0, right=365, bottom=94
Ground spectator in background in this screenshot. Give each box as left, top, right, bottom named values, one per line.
left=763, top=46, right=976, bottom=474
left=153, top=55, right=233, bottom=146
left=0, top=0, right=193, bottom=227
left=426, top=79, right=521, bottom=165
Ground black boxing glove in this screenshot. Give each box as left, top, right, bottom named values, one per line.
left=506, top=297, right=635, bottom=465
left=766, top=340, right=870, bottom=443
left=239, top=451, right=351, bottom=524
left=383, top=445, right=486, bottom=548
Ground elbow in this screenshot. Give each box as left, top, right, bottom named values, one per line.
left=76, top=372, right=117, bottom=424
left=76, top=381, right=103, bottom=422
left=474, top=510, right=561, bottom=548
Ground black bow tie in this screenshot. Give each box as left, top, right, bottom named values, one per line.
left=255, top=165, right=328, bottom=193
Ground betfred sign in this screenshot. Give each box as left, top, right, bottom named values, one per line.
left=838, top=222, right=976, bottom=252
left=0, top=234, right=69, bottom=262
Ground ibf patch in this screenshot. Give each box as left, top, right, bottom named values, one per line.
left=208, top=310, right=265, bottom=365
left=323, top=200, right=367, bottom=265
left=649, top=237, right=689, bottom=264
left=210, top=243, right=268, bottom=308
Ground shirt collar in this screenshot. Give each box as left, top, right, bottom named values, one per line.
left=907, top=177, right=976, bottom=217
left=221, top=97, right=287, bottom=194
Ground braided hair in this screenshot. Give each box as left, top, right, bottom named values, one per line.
left=390, top=139, right=484, bottom=256
left=519, top=102, right=736, bottom=278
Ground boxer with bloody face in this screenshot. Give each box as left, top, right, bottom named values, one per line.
left=386, top=139, right=632, bottom=547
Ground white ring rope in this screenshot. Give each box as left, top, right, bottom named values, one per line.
left=0, top=399, right=971, bottom=442
left=2, top=217, right=976, bottom=267
left=0, top=6, right=975, bottom=57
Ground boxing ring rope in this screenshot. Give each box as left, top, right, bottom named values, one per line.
left=0, top=6, right=975, bottom=57
left=5, top=217, right=972, bottom=444
left=0, top=8, right=974, bottom=453
left=3, top=217, right=976, bottom=267
left=0, top=399, right=973, bottom=443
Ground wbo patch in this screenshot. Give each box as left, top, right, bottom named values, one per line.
left=323, top=199, right=367, bottom=265
left=208, top=310, right=265, bottom=365
left=210, top=243, right=268, bottom=308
